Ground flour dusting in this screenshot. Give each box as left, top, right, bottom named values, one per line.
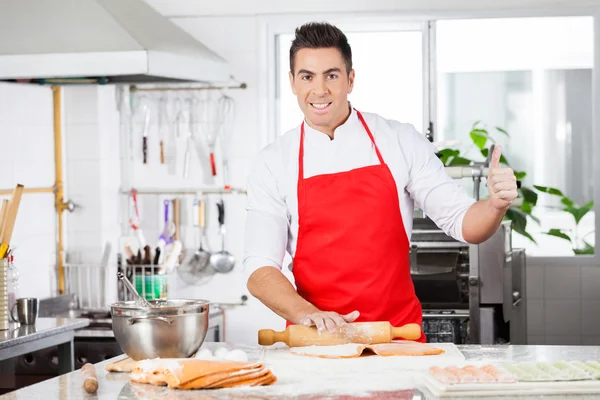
left=214, top=343, right=465, bottom=398
left=290, top=344, right=364, bottom=358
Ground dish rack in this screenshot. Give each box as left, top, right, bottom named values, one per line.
left=63, top=263, right=173, bottom=310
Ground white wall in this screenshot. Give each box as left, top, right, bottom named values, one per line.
left=0, top=83, right=56, bottom=298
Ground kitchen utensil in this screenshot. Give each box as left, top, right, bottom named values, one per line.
left=183, top=97, right=200, bottom=178
left=10, top=297, right=39, bottom=325
left=218, top=91, right=235, bottom=188
left=258, top=321, right=423, bottom=347
left=158, top=96, right=168, bottom=165
left=117, top=271, right=151, bottom=307
left=167, top=98, right=182, bottom=175
left=173, top=198, right=181, bottom=242
left=177, top=197, right=213, bottom=285
left=128, top=189, right=146, bottom=249
left=162, top=240, right=182, bottom=272
left=82, top=363, right=98, bottom=394
left=0, top=184, right=24, bottom=258
left=141, top=103, right=150, bottom=164
left=209, top=199, right=235, bottom=273
left=110, top=299, right=210, bottom=360
left=158, top=199, right=173, bottom=247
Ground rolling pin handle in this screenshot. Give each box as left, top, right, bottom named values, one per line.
left=390, top=323, right=423, bottom=341
left=258, top=329, right=285, bottom=346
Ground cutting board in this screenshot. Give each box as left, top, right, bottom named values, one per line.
left=420, top=373, right=600, bottom=397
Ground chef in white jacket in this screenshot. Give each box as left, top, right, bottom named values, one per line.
left=243, top=22, right=518, bottom=340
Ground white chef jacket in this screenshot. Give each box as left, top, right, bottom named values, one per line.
left=243, top=108, right=476, bottom=278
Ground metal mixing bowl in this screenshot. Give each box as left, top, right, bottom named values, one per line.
left=110, top=299, right=209, bottom=360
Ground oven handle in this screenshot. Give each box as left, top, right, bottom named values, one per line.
left=128, top=316, right=173, bottom=325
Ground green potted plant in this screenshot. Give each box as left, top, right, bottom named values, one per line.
left=436, top=122, right=594, bottom=255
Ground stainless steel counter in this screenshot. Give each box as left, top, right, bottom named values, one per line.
left=0, top=318, right=89, bottom=375
left=2, top=343, right=600, bottom=399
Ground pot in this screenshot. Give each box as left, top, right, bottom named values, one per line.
left=111, top=299, right=209, bottom=360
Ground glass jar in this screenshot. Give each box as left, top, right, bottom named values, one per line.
left=7, top=255, right=19, bottom=322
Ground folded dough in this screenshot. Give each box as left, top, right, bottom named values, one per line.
left=289, top=341, right=444, bottom=359
left=130, top=358, right=277, bottom=390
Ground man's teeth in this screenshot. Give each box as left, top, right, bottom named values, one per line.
left=312, top=103, right=330, bottom=109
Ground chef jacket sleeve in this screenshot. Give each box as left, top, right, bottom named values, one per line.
left=243, top=152, right=289, bottom=281
left=403, top=124, right=476, bottom=243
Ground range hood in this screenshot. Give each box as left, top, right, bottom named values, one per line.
left=0, top=0, right=230, bottom=84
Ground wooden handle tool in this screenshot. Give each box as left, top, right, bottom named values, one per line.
left=82, top=363, right=98, bottom=393
left=258, top=321, right=422, bottom=347
left=0, top=184, right=24, bottom=258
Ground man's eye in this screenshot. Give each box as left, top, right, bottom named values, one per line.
left=328, top=74, right=338, bottom=79
left=301, top=75, right=311, bottom=81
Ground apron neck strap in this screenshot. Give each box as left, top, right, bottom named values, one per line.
left=298, top=110, right=385, bottom=181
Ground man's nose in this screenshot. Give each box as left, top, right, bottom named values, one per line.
left=311, top=77, right=328, bottom=96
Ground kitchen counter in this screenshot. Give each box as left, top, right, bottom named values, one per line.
left=2, top=343, right=600, bottom=399
left=0, top=318, right=89, bottom=375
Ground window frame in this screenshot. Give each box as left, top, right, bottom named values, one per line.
left=258, top=8, right=600, bottom=265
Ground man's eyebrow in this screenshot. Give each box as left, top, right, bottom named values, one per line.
left=297, top=67, right=342, bottom=75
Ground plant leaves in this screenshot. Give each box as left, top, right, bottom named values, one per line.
left=534, top=185, right=564, bottom=197
left=574, top=241, right=594, bottom=255
left=496, top=127, right=509, bottom=136
left=516, top=202, right=540, bottom=224
left=544, top=228, right=571, bottom=242
left=470, top=131, right=488, bottom=149
left=520, top=187, right=538, bottom=206
left=448, top=156, right=473, bottom=166
left=564, top=201, right=594, bottom=224
left=514, top=171, right=526, bottom=180
left=561, top=197, right=575, bottom=207
left=437, top=149, right=460, bottom=166
left=505, top=208, right=536, bottom=243
left=472, top=120, right=482, bottom=128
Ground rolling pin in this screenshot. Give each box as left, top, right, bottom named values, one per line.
left=82, top=363, right=98, bottom=393
left=258, top=321, right=421, bottom=347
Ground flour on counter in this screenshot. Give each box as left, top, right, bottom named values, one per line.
left=290, top=343, right=365, bottom=358
left=218, top=343, right=465, bottom=398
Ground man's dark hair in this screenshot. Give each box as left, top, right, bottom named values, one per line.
left=289, top=22, right=352, bottom=76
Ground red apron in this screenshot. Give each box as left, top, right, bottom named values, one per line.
left=292, top=109, right=425, bottom=342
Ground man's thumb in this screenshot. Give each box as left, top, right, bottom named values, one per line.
left=490, top=145, right=502, bottom=169
left=342, top=311, right=360, bottom=322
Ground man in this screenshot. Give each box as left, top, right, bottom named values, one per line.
left=243, top=22, right=517, bottom=342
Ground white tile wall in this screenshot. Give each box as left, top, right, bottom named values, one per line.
left=0, top=83, right=56, bottom=298
left=526, top=263, right=600, bottom=345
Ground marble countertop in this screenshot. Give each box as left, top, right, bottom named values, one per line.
left=3, top=343, right=600, bottom=399
left=0, top=318, right=89, bottom=350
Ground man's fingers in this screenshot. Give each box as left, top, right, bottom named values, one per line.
left=490, top=145, right=502, bottom=169
left=493, top=181, right=517, bottom=192
left=312, top=316, right=326, bottom=332
left=329, top=313, right=348, bottom=328
left=342, top=310, right=360, bottom=322
left=324, top=318, right=338, bottom=334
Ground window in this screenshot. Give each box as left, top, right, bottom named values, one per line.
left=435, top=16, right=594, bottom=256
left=277, top=28, right=426, bottom=135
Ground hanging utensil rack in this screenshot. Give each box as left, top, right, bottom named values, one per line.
left=120, top=187, right=246, bottom=196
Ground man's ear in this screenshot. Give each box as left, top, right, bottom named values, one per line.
left=289, top=71, right=297, bottom=95
left=347, top=69, right=355, bottom=94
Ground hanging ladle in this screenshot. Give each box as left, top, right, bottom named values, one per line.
left=117, top=271, right=152, bottom=307
left=209, top=199, right=235, bottom=273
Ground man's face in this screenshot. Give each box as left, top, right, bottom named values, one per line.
left=289, top=47, right=355, bottom=132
